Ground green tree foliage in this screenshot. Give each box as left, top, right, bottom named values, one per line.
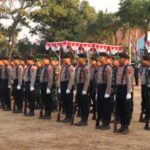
left=31, top=0, right=97, bottom=42
left=117, top=0, right=150, bottom=41
left=0, top=0, right=39, bottom=57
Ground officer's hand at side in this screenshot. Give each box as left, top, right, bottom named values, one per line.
left=82, top=91, right=87, bottom=95
left=66, top=89, right=70, bottom=94
left=17, top=85, right=21, bottom=90
left=58, top=88, right=61, bottom=94
left=46, top=88, right=51, bottom=94
left=30, top=86, right=34, bottom=92
left=126, top=93, right=131, bottom=100
left=8, top=85, right=11, bottom=89
left=104, top=94, right=110, bottom=99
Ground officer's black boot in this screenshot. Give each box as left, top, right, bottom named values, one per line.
left=116, top=124, right=125, bottom=133
left=75, top=116, right=88, bottom=126
left=100, top=122, right=110, bottom=130
left=122, top=125, right=129, bottom=134
left=42, top=111, right=51, bottom=119
left=25, top=110, right=35, bottom=116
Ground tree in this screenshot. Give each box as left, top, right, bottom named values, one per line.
left=86, top=11, right=121, bottom=44
left=31, top=0, right=96, bottom=42
left=117, top=0, right=150, bottom=42
left=0, top=0, right=39, bottom=57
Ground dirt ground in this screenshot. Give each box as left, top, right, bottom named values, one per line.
left=0, top=86, right=150, bottom=150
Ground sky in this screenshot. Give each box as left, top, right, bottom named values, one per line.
left=86, top=0, right=120, bottom=12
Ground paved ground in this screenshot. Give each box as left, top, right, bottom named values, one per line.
left=0, top=86, right=150, bottom=150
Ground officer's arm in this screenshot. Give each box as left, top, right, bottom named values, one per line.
left=8, top=66, right=12, bottom=87
left=83, top=66, right=90, bottom=92
left=30, top=66, right=37, bottom=87
left=105, top=66, right=112, bottom=95
left=126, top=66, right=132, bottom=94
left=47, top=66, right=53, bottom=90
left=18, top=65, right=23, bottom=86
left=67, top=66, right=75, bottom=90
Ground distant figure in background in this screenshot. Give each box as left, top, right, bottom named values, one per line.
left=134, top=63, right=139, bottom=86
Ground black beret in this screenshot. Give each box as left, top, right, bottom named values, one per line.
left=3, top=56, right=9, bottom=60
left=26, top=55, right=34, bottom=60
left=13, top=55, right=20, bottom=60
left=78, top=53, right=87, bottom=58
left=142, top=55, right=150, bottom=61
left=43, top=54, right=51, bottom=60
left=62, top=53, right=72, bottom=59
left=119, top=53, right=130, bottom=59
left=98, top=52, right=108, bottom=58
left=91, top=56, right=97, bottom=61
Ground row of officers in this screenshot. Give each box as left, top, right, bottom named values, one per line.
left=0, top=52, right=149, bottom=134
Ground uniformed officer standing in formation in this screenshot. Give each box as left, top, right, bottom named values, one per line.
left=0, top=57, right=3, bottom=107
left=75, top=53, right=90, bottom=126
left=2, top=51, right=150, bottom=134
left=12, top=56, right=24, bottom=113
left=144, top=55, right=150, bottom=130
left=40, top=55, right=53, bottom=119
left=1, top=57, right=12, bottom=111
left=23, top=56, right=37, bottom=116
left=139, top=56, right=150, bottom=122
left=89, top=56, right=97, bottom=120
left=59, top=53, right=75, bottom=123
left=111, top=55, right=119, bottom=119
left=116, top=53, right=132, bottom=134
left=96, top=52, right=112, bottom=130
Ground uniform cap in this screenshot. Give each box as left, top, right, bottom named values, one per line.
left=119, top=53, right=130, bottom=59
left=78, top=53, right=87, bottom=58
left=142, top=55, right=150, bottom=61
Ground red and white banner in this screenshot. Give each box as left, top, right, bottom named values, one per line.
left=45, top=41, right=123, bottom=54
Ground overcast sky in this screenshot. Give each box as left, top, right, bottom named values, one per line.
left=86, top=0, right=120, bottom=12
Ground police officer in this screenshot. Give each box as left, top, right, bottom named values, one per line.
left=134, top=63, right=139, bottom=86
left=1, top=57, right=12, bottom=111
left=12, top=56, right=24, bottom=113
left=74, top=53, right=90, bottom=126
left=35, top=59, right=42, bottom=109
left=23, top=56, right=37, bottom=116
left=96, top=52, right=112, bottom=130
left=116, top=53, right=132, bottom=134
left=139, top=56, right=150, bottom=122
left=40, top=55, right=53, bottom=119
left=144, top=55, right=150, bottom=130
left=111, top=55, right=120, bottom=119
left=89, top=56, right=97, bottom=120
left=59, top=53, right=75, bottom=123
left=0, top=57, right=3, bottom=107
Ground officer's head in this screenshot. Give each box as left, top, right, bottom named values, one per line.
left=2, top=57, right=9, bottom=65
left=26, top=56, right=34, bottom=65
left=13, top=55, right=20, bottom=65
left=63, top=53, right=71, bottom=65
left=77, top=53, right=87, bottom=65
left=0, top=57, right=3, bottom=66
left=35, top=60, right=42, bottom=68
left=98, top=52, right=108, bottom=64
left=90, top=56, right=97, bottom=65
left=142, top=55, right=150, bottom=66
left=113, top=55, right=120, bottom=67
left=107, top=55, right=113, bottom=65
left=42, top=55, right=50, bottom=65
left=20, top=60, right=25, bottom=66
left=119, top=53, right=130, bottom=65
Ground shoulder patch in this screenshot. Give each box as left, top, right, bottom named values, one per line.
left=69, top=66, right=74, bottom=72
left=31, top=66, right=37, bottom=71
left=127, top=66, right=132, bottom=74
